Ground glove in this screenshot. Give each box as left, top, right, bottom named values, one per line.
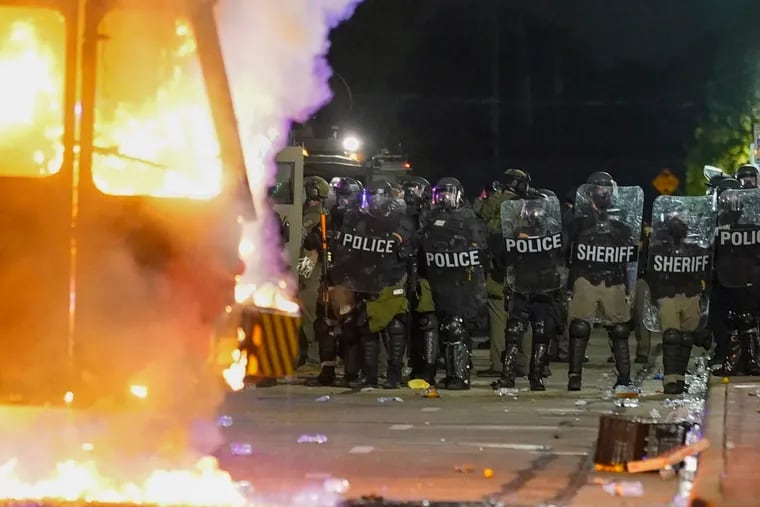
left=297, top=255, right=315, bottom=278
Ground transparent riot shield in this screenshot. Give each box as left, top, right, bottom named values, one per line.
left=570, top=184, right=644, bottom=323
left=714, top=188, right=760, bottom=289
left=642, top=195, right=716, bottom=332
left=500, top=195, right=567, bottom=293
left=328, top=207, right=404, bottom=295
left=421, top=207, right=488, bottom=318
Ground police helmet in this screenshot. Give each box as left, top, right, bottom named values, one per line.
left=304, top=175, right=330, bottom=201
left=503, top=168, right=531, bottom=196
left=363, top=181, right=395, bottom=216
left=401, top=176, right=431, bottom=207
left=333, top=177, right=362, bottom=208
left=735, top=164, right=759, bottom=189
left=389, top=182, right=405, bottom=200
left=662, top=212, right=688, bottom=243
left=432, top=177, right=464, bottom=209
left=586, top=171, right=615, bottom=210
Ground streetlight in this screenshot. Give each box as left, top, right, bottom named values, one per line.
left=332, top=72, right=353, bottom=114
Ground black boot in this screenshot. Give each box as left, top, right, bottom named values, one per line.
left=609, top=324, right=632, bottom=387
left=662, top=329, right=685, bottom=395
left=745, top=330, right=760, bottom=376
left=492, top=343, right=519, bottom=389
left=419, top=313, right=439, bottom=385
left=529, top=342, right=548, bottom=391
left=436, top=317, right=471, bottom=390
left=382, top=318, right=407, bottom=389
left=305, top=318, right=338, bottom=386
left=567, top=320, right=590, bottom=391
left=360, top=334, right=380, bottom=388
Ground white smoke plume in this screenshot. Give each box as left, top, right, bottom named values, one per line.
left=216, top=0, right=363, bottom=293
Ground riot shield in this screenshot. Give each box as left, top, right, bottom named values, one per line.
left=500, top=195, right=567, bottom=293
left=642, top=195, right=716, bottom=333
left=714, top=188, right=760, bottom=289
left=421, top=207, right=488, bottom=320
left=570, top=184, right=644, bottom=322
left=328, top=207, right=405, bottom=295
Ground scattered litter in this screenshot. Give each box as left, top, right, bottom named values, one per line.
left=483, top=468, right=494, bottom=479
left=297, top=434, right=329, bottom=444
left=323, top=478, right=350, bottom=494
left=649, top=409, right=662, bottom=419
left=659, top=465, right=676, bottom=480
left=422, top=388, right=440, bottom=398
left=495, top=388, right=519, bottom=397
left=453, top=464, right=473, bottom=473
left=601, top=480, right=644, bottom=497
left=229, top=442, right=253, bottom=456
left=408, top=379, right=430, bottom=390
left=614, top=385, right=640, bottom=398
left=315, top=395, right=331, bottom=403
left=348, top=446, right=374, bottom=454
left=626, top=439, right=710, bottom=473
left=360, top=386, right=376, bottom=392
left=217, top=415, right=234, bottom=428
left=614, top=397, right=639, bottom=408
left=574, top=400, right=588, bottom=406
left=377, top=396, right=404, bottom=403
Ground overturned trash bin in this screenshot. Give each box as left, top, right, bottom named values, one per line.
left=593, top=414, right=690, bottom=469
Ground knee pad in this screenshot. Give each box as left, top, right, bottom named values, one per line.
left=386, top=316, right=406, bottom=337
left=662, top=328, right=681, bottom=346
left=608, top=323, right=630, bottom=341
left=442, top=316, right=467, bottom=344
left=506, top=318, right=528, bottom=338
left=417, top=312, right=438, bottom=332
left=569, top=319, right=591, bottom=340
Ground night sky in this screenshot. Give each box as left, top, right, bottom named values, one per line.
left=322, top=0, right=759, bottom=202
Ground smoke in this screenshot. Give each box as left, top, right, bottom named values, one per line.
left=216, top=0, right=363, bottom=291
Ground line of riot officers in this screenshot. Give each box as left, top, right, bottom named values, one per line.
left=297, top=161, right=760, bottom=395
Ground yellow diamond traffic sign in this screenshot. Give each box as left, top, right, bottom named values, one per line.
left=652, top=169, right=679, bottom=195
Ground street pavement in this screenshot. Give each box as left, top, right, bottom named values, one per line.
left=691, top=376, right=760, bottom=507
left=215, top=330, right=713, bottom=507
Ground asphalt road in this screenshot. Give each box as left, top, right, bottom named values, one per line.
left=216, top=331, right=697, bottom=507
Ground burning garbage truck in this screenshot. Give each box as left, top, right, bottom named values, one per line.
left=0, top=0, right=361, bottom=503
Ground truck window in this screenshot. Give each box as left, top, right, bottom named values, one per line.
left=0, top=8, right=65, bottom=177
left=270, top=162, right=294, bottom=204
left=92, top=10, right=222, bottom=199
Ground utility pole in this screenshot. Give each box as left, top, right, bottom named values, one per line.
left=489, top=0, right=501, bottom=161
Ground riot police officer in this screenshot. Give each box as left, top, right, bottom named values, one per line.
left=305, top=177, right=364, bottom=387
left=565, top=171, right=644, bottom=391
left=494, top=196, right=567, bottom=391
left=647, top=207, right=714, bottom=394
left=299, top=176, right=330, bottom=365
left=401, top=177, right=438, bottom=383
left=420, top=178, right=489, bottom=390
left=477, top=169, right=532, bottom=377
left=736, top=164, right=759, bottom=189
left=713, top=186, right=760, bottom=376
left=329, top=182, right=416, bottom=388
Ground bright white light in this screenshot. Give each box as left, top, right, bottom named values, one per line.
left=342, top=135, right=361, bottom=152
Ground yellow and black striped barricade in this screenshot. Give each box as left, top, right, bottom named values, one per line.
left=240, top=305, right=301, bottom=379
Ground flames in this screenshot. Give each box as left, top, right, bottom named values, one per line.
left=0, top=456, right=246, bottom=506
left=91, top=17, right=222, bottom=199
left=0, top=14, right=64, bottom=176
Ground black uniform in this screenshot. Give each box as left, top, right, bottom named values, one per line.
left=330, top=185, right=416, bottom=388
left=420, top=206, right=489, bottom=389
left=494, top=196, right=566, bottom=391
left=712, top=203, right=760, bottom=376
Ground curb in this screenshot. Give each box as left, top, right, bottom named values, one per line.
left=690, top=381, right=726, bottom=506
